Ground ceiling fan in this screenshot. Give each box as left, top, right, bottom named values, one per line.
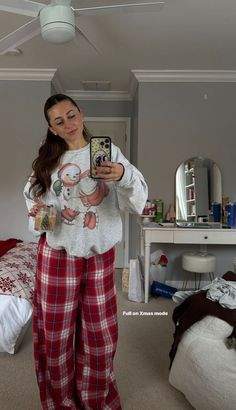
left=0, top=0, right=164, bottom=55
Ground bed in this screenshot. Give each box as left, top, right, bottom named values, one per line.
left=0, top=240, right=38, bottom=354
left=169, top=272, right=236, bottom=410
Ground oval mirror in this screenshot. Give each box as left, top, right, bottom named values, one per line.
left=175, top=157, right=222, bottom=227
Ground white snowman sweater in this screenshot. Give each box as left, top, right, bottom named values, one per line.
left=23, top=143, right=148, bottom=258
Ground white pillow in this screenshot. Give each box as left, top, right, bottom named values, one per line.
left=169, top=316, right=236, bottom=410
left=0, top=295, right=32, bottom=354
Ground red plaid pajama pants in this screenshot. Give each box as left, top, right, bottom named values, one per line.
left=33, top=235, right=121, bottom=410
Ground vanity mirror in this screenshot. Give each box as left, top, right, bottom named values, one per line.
left=175, top=157, right=222, bottom=227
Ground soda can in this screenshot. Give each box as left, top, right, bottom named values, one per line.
left=225, top=203, right=236, bottom=228
left=154, top=199, right=164, bottom=223
left=233, top=203, right=236, bottom=228
left=211, top=202, right=221, bottom=223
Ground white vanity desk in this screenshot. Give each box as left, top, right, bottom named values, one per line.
left=139, top=221, right=236, bottom=303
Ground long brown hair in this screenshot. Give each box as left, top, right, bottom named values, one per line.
left=30, top=94, right=91, bottom=196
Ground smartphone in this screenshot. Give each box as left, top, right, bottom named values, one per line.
left=90, top=136, right=112, bottom=178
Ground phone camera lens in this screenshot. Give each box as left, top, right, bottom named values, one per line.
left=100, top=141, right=104, bottom=146
left=105, top=144, right=109, bottom=148
left=105, top=138, right=109, bottom=143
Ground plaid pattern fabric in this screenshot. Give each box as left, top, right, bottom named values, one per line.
left=33, top=235, right=121, bottom=410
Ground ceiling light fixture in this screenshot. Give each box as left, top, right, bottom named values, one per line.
left=40, top=5, right=75, bottom=44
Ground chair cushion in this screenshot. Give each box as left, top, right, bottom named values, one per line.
left=182, top=252, right=216, bottom=273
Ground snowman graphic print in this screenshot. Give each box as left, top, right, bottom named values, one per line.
left=53, top=162, right=109, bottom=229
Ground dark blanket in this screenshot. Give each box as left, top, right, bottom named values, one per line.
left=0, top=238, right=22, bottom=257
left=169, top=271, right=236, bottom=369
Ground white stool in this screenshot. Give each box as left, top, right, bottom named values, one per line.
left=182, top=252, right=216, bottom=290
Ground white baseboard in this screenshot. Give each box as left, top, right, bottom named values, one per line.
left=165, top=279, right=211, bottom=290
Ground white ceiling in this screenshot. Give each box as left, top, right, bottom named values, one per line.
left=1, top=0, right=236, bottom=95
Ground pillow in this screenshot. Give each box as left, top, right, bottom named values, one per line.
left=0, top=295, right=32, bottom=354
left=169, top=316, right=236, bottom=410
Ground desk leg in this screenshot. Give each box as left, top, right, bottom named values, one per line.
left=140, top=225, right=144, bottom=257
left=144, top=243, right=151, bottom=303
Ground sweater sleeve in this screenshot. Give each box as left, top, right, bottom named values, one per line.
left=23, top=177, right=42, bottom=237
left=112, top=145, right=148, bottom=214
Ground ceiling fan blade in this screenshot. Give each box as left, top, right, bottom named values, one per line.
left=75, top=25, right=101, bottom=54
left=73, top=1, right=164, bottom=16
left=0, top=17, right=40, bottom=55
left=0, top=1, right=44, bottom=17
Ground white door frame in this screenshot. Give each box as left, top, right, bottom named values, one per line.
left=85, top=116, right=131, bottom=268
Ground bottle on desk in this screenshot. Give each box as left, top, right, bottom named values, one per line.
left=154, top=199, right=164, bottom=223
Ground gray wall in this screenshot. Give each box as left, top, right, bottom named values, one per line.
left=0, top=80, right=51, bottom=241
left=137, top=82, right=236, bottom=206
left=135, top=81, right=236, bottom=282
left=77, top=99, right=132, bottom=118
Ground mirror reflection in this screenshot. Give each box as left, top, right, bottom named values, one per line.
left=175, top=157, right=222, bottom=227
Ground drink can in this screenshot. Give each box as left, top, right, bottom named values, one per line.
left=211, top=202, right=221, bottom=223
left=154, top=199, right=164, bottom=223
left=225, top=203, right=236, bottom=228
left=234, top=203, right=236, bottom=227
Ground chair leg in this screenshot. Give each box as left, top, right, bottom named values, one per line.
left=198, top=273, right=202, bottom=289
left=182, top=279, right=188, bottom=290
left=209, top=272, right=215, bottom=282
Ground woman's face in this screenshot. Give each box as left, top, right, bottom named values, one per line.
left=47, top=100, right=85, bottom=148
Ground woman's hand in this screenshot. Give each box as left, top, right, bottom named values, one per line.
left=28, top=199, right=44, bottom=217
left=94, top=161, right=124, bottom=182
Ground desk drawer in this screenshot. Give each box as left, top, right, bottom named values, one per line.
left=147, top=229, right=174, bottom=243
left=174, top=229, right=236, bottom=245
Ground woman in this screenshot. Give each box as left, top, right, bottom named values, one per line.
left=24, top=94, right=148, bottom=410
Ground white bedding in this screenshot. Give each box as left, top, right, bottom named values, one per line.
left=0, top=241, right=37, bottom=353
left=0, top=295, right=32, bottom=354
left=169, top=316, right=236, bottom=410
